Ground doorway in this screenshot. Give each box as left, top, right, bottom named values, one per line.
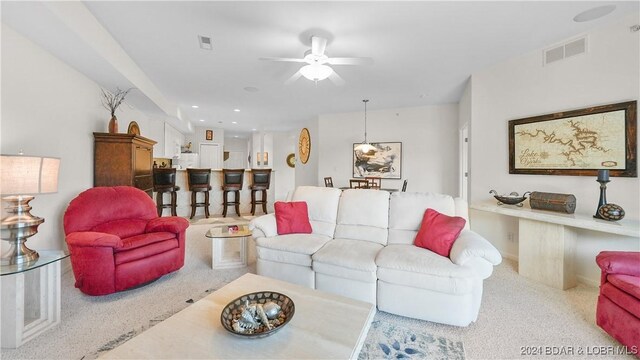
left=199, top=143, right=222, bottom=169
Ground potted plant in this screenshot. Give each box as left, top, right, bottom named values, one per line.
left=101, top=87, right=133, bottom=133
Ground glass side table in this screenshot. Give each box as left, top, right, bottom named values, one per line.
left=1, top=250, right=69, bottom=348
left=205, top=224, right=251, bottom=269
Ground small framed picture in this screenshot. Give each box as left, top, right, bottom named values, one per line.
left=205, top=130, right=213, bottom=141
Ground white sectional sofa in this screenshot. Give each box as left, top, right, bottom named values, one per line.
left=249, top=186, right=502, bottom=326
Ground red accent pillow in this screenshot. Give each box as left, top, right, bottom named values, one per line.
left=414, top=209, right=466, bottom=258
left=274, top=201, right=312, bottom=235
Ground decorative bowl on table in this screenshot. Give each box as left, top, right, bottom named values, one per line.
left=489, top=190, right=531, bottom=207
left=220, top=291, right=295, bottom=339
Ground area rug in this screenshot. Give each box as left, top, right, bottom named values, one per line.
left=359, top=319, right=465, bottom=360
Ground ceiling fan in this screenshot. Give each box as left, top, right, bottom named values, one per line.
left=260, top=36, right=373, bottom=85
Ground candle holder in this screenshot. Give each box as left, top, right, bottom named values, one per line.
left=593, top=178, right=610, bottom=219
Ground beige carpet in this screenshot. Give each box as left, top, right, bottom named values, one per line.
left=1, top=217, right=631, bottom=359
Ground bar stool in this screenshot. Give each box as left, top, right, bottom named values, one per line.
left=222, top=169, right=244, bottom=217
left=250, top=169, right=272, bottom=215
left=153, top=168, right=179, bottom=217
left=187, top=168, right=212, bottom=219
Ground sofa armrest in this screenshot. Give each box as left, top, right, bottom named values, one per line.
left=596, top=251, right=640, bottom=277
left=66, top=231, right=123, bottom=248
left=249, top=214, right=277, bottom=238
left=450, top=230, right=502, bottom=267
left=145, top=217, right=189, bottom=234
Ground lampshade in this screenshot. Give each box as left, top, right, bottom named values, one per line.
left=300, top=63, right=333, bottom=82
left=1, top=155, right=60, bottom=196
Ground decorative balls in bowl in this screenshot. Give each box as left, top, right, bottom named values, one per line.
left=220, top=291, right=295, bottom=339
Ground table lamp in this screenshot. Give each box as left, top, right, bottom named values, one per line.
left=1, top=154, right=60, bottom=265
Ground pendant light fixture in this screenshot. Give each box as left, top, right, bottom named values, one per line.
left=354, top=99, right=377, bottom=155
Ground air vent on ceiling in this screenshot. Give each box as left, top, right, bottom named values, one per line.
left=198, top=35, right=212, bottom=50
left=544, top=36, right=587, bottom=66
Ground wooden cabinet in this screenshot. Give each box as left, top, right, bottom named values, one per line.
left=94, top=133, right=157, bottom=196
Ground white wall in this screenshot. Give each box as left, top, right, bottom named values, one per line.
left=318, top=105, right=459, bottom=194
left=0, top=25, right=156, bottom=251
left=272, top=131, right=296, bottom=200
left=295, top=118, right=320, bottom=187
left=469, top=13, right=640, bottom=285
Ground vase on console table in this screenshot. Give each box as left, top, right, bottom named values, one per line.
left=108, top=115, right=118, bottom=133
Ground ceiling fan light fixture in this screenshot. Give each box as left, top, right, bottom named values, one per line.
left=300, top=63, right=333, bottom=82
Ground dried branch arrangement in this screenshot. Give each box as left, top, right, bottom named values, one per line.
left=101, top=87, right=133, bottom=116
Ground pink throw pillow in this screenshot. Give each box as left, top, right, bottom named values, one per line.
left=274, top=201, right=312, bottom=235
left=414, top=208, right=466, bottom=258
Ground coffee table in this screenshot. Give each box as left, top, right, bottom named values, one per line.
left=205, top=224, right=251, bottom=269
left=100, top=273, right=375, bottom=359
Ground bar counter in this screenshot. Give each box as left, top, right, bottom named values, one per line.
left=155, top=169, right=275, bottom=218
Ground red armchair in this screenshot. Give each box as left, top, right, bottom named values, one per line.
left=596, top=251, right=640, bottom=354
left=64, top=186, right=189, bottom=295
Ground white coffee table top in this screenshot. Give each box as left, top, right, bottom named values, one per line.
left=101, top=273, right=376, bottom=359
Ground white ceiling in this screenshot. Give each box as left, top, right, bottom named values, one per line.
left=2, top=1, right=639, bottom=137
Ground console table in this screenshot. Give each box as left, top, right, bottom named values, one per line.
left=1, top=251, right=68, bottom=348
left=471, top=202, right=639, bottom=290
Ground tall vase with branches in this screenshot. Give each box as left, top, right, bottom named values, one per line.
left=101, top=87, right=132, bottom=133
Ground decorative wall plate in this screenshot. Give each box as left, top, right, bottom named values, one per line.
left=298, top=128, right=310, bottom=164
left=127, top=121, right=140, bottom=135
left=286, top=153, right=296, bottom=168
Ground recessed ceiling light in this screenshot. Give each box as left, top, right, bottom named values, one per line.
left=233, top=109, right=241, bottom=112
left=199, top=119, right=205, bottom=122
left=251, top=128, right=257, bottom=131
left=244, top=87, right=259, bottom=92
left=573, top=5, right=616, bottom=22
left=234, top=136, right=239, bottom=138
left=232, top=121, right=238, bottom=124
left=192, top=105, right=199, bottom=109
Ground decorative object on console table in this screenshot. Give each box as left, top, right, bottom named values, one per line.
left=508, top=101, right=637, bottom=177
left=100, top=87, right=133, bottom=134
left=0, top=154, right=60, bottom=266
left=529, top=192, right=576, bottom=213
left=594, top=169, right=626, bottom=221
left=93, top=133, right=156, bottom=197
left=489, top=190, right=530, bottom=207
left=353, top=142, right=402, bottom=179
left=127, top=121, right=140, bottom=135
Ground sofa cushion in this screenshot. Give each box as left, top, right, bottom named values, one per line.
left=312, top=238, right=383, bottom=272
left=256, top=234, right=332, bottom=255
left=601, top=282, right=640, bottom=319
left=388, top=192, right=464, bottom=245
left=414, top=209, right=466, bottom=258
left=292, top=186, right=342, bottom=238
left=334, top=189, right=390, bottom=245
left=313, top=262, right=377, bottom=283
left=115, top=232, right=177, bottom=252
left=274, top=201, right=312, bottom=235
left=376, top=245, right=476, bottom=294
left=608, top=274, right=640, bottom=301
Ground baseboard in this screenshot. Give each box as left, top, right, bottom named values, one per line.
left=499, top=251, right=600, bottom=288
left=576, top=275, right=599, bottom=288
left=499, top=251, right=518, bottom=262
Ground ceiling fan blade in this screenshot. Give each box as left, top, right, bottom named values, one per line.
left=328, top=71, right=345, bottom=86
left=259, top=57, right=307, bottom=63
left=284, top=70, right=303, bottom=85
left=311, top=36, right=327, bottom=56
left=327, top=57, right=374, bottom=66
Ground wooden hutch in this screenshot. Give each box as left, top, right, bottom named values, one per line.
left=93, top=133, right=156, bottom=196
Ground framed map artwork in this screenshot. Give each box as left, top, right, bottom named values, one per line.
left=509, top=101, right=637, bottom=177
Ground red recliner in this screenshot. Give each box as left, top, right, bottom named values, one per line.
left=64, top=186, right=189, bottom=295
left=596, top=251, right=640, bottom=355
